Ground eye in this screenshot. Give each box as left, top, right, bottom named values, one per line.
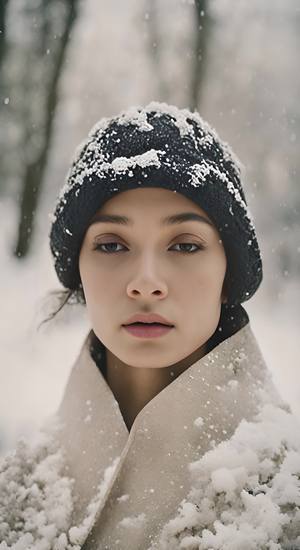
left=172, top=243, right=205, bottom=253
left=92, top=241, right=206, bottom=254
left=93, top=242, right=126, bottom=253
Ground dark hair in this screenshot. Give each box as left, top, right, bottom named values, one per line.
left=37, top=285, right=86, bottom=330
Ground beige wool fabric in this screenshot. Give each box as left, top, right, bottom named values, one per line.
left=55, top=315, right=284, bottom=550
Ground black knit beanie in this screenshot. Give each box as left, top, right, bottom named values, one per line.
left=49, top=101, right=262, bottom=307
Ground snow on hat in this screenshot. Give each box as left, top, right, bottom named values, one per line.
left=49, top=101, right=262, bottom=305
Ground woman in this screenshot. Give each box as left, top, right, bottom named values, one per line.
left=1, top=102, right=299, bottom=549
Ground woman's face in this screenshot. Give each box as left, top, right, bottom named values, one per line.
left=79, top=187, right=227, bottom=369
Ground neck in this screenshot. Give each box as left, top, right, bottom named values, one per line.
left=105, top=344, right=207, bottom=432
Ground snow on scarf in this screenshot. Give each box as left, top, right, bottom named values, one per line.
left=0, top=416, right=119, bottom=550
left=148, top=403, right=300, bottom=550
left=0, top=404, right=299, bottom=550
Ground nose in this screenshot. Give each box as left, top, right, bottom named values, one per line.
left=126, top=253, right=168, bottom=299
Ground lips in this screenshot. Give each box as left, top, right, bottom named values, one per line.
left=127, top=322, right=167, bottom=327
left=123, top=313, right=174, bottom=326
left=123, top=322, right=174, bottom=338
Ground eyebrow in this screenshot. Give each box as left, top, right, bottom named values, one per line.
left=89, top=212, right=214, bottom=228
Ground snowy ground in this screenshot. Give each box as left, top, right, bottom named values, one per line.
left=0, top=196, right=299, bottom=457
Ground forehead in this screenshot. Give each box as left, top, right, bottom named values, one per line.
left=93, top=187, right=212, bottom=222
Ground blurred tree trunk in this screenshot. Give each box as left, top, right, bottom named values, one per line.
left=0, top=0, right=9, bottom=107
left=145, top=0, right=169, bottom=100
left=0, top=0, right=9, bottom=70
left=189, top=0, right=211, bottom=110
left=14, top=0, right=79, bottom=259
left=0, top=0, right=10, bottom=196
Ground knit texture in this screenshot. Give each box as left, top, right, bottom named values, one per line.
left=49, top=101, right=262, bottom=305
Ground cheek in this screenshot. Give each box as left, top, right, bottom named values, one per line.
left=187, top=254, right=226, bottom=329
left=79, top=252, right=102, bottom=306
left=80, top=263, right=117, bottom=319
left=82, top=272, right=106, bottom=304
left=186, top=251, right=226, bottom=292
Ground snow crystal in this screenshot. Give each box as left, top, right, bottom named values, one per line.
left=116, top=494, right=130, bottom=503
left=110, top=149, right=164, bottom=173
left=227, top=379, right=239, bottom=389
left=127, top=101, right=225, bottom=149
left=55, top=148, right=165, bottom=217
left=189, top=162, right=255, bottom=233
left=148, top=404, right=300, bottom=549
left=118, top=513, right=146, bottom=529
left=149, top=102, right=198, bottom=138
left=48, top=212, right=57, bottom=223
left=116, top=105, right=154, bottom=132
left=86, top=116, right=111, bottom=139
left=211, top=466, right=248, bottom=497
left=189, top=162, right=212, bottom=186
